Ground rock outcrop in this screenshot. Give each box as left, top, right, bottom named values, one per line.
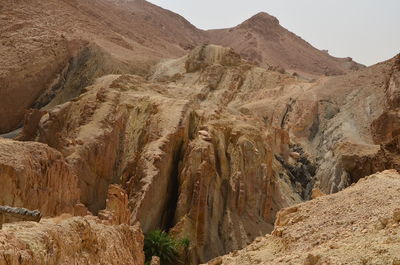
left=0, top=138, right=80, bottom=216
left=204, top=170, right=400, bottom=265
left=0, top=216, right=144, bottom=265
left=98, top=184, right=131, bottom=225
left=230, top=52, right=400, bottom=195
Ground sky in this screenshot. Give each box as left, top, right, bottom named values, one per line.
left=147, top=0, right=400, bottom=66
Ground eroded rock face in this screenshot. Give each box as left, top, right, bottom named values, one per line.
left=34, top=74, right=191, bottom=224
left=0, top=138, right=80, bottom=216
left=14, top=45, right=399, bottom=264
left=0, top=216, right=144, bottom=265
left=170, top=118, right=301, bottom=263
left=15, top=46, right=304, bottom=263
left=98, top=184, right=131, bottom=225
left=204, top=170, right=400, bottom=265
left=229, top=52, right=400, bottom=194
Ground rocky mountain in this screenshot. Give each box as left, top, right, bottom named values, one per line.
left=0, top=0, right=399, bottom=265
left=1, top=0, right=361, bottom=134
left=206, top=12, right=363, bottom=77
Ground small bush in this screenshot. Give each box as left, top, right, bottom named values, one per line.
left=144, top=230, right=190, bottom=265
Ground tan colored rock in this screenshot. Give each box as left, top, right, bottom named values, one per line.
left=0, top=138, right=80, bottom=216
left=170, top=116, right=301, bottom=263
left=0, top=216, right=144, bottom=265
left=0, top=0, right=205, bottom=133
left=73, top=203, right=92, bottom=217
left=98, top=184, right=131, bottom=225
left=203, top=170, right=400, bottom=265
left=35, top=74, right=192, bottom=224
left=289, top=152, right=301, bottom=160
left=311, top=188, right=326, bottom=199
left=150, top=256, right=161, bottom=265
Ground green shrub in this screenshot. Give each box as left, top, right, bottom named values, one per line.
left=144, top=230, right=190, bottom=265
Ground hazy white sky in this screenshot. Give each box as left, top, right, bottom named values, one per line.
left=147, top=0, right=400, bottom=66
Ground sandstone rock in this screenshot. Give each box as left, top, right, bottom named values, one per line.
left=98, top=184, right=131, bottom=225
left=74, top=203, right=92, bottom=217
left=207, top=12, right=364, bottom=76
left=150, top=256, right=161, bottom=265
left=0, top=0, right=205, bottom=133
left=168, top=113, right=303, bottom=263
left=311, top=188, right=326, bottom=199
left=0, top=138, right=80, bottom=216
left=304, top=254, right=321, bottom=265
left=0, top=216, right=144, bottom=265
left=289, top=152, right=301, bottom=160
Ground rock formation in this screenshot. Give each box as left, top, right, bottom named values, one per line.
left=204, top=170, right=400, bottom=265
left=0, top=138, right=80, bottom=216
left=0, top=216, right=144, bottom=265
left=0, top=1, right=399, bottom=264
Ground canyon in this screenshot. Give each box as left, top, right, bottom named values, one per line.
left=0, top=0, right=399, bottom=264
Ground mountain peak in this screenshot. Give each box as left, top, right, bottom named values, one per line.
left=245, top=11, right=280, bottom=25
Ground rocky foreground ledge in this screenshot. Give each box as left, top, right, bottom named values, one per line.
left=205, top=170, right=400, bottom=265
left=0, top=216, right=144, bottom=265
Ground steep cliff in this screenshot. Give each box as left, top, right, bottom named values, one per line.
left=0, top=138, right=80, bottom=216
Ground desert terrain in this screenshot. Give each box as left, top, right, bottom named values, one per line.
left=0, top=1, right=399, bottom=264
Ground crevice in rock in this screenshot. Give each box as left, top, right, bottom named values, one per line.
left=275, top=144, right=316, bottom=200
left=160, top=140, right=185, bottom=232
left=32, top=45, right=91, bottom=110
left=308, top=113, right=320, bottom=141
left=280, top=98, right=294, bottom=128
